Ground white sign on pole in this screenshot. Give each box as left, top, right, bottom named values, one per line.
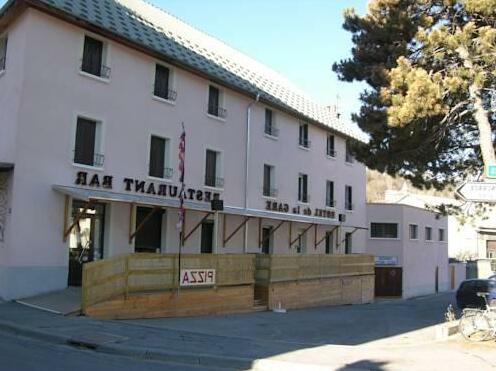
left=180, top=269, right=216, bottom=287
left=456, top=181, right=496, bottom=202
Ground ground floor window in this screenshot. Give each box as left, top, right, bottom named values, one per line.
left=201, top=220, right=214, bottom=253
left=345, top=232, right=352, bottom=254
left=296, top=229, right=307, bottom=254
left=135, top=207, right=163, bottom=253
left=325, top=230, right=334, bottom=254
left=261, top=226, right=273, bottom=254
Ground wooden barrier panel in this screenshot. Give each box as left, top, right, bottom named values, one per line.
left=82, top=253, right=255, bottom=311
left=255, top=254, right=375, bottom=283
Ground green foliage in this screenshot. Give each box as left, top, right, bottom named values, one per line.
left=334, top=0, right=496, bottom=190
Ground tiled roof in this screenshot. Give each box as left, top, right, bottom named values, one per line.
left=6, top=0, right=368, bottom=142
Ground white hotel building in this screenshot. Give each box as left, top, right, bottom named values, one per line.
left=0, top=0, right=368, bottom=300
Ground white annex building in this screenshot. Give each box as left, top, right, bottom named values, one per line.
left=366, top=203, right=451, bottom=298
left=0, top=0, right=368, bottom=300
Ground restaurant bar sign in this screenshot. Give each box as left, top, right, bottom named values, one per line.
left=265, top=200, right=336, bottom=220
left=74, top=171, right=220, bottom=203
left=180, top=269, right=216, bottom=287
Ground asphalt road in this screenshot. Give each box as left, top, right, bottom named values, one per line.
left=0, top=332, right=222, bottom=371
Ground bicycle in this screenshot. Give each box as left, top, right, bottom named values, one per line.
left=458, top=292, right=496, bottom=342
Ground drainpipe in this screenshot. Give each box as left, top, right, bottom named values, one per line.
left=244, top=93, right=260, bottom=253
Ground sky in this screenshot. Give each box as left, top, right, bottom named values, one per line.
left=0, top=0, right=368, bottom=121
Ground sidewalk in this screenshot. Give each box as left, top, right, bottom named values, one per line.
left=0, top=293, right=494, bottom=370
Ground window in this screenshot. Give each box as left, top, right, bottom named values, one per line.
left=261, top=226, right=273, bottom=254
left=74, top=117, right=104, bottom=167
left=205, top=149, right=223, bottom=188
left=425, top=227, right=432, bottom=241
left=345, top=232, right=352, bottom=254
left=264, top=109, right=278, bottom=137
left=200, top=220, right=214, bottom=253
left=325, top=230, right=334, bottom=254
left=149, top=136, right=172, bottom=179
left=345, top=185, right=353, bottom=211
left=299, top=123, right=310, bottom=148
left=154, top=64, right=176, bottom=101
left=370, top=223, right=398, bottom=239
left=81, top=36, right=110, bottom=79
left=409, top=224, right=419, bottom=240
left=135, top=207, right=163, bottom=253
left=296, top=229, right=307, bottom=254
left=0, top=36, right=7, bottom=71
left=263, top=164, right=277, bottom=197
left=438, top=228, right=445, bottom=242
left=298, top=173, right=309, bottom=203
left=326, top=134, right=335, bottom=157
left=326, top=181, right=335, bottom=207
left=208, top=85, right=226, bottom=118
left=345, top=140, right=354, bottom=163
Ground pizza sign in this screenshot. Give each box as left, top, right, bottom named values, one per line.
left=180, top=269, right=216, bottom=287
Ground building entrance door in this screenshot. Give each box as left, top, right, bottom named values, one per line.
left=374, top=267, right=402, bottom=297
left=68, top=201, right=106, bottom=286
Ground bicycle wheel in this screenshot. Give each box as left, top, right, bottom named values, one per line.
left=459, top=312, right=492, bottom=342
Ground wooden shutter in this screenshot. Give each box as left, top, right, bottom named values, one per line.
left=208, top=86, right=220, bottom=115
left=205, top=150, right=217, bottom=186
left=154, top=65, right=170, bottom=99
left=302, top=174, right=308, bottom=201
left=75, top=118, right=96, bottom=166
left=149, top=136, right=165, bottom=178
left=82, top=36, right=103, bottom=76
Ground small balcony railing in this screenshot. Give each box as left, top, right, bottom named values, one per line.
left=208, top=104, right=227, bottom=119
left=149, top=167, right=173, bottom=179
left=263, top=187, right=278, bottom=198
left=264, top=123, right=279, bottom=137
left=327, top=149, right=336, bottom=157
left=205, top=175, right=224, bottom=188
left=80, top=61, right=111, bottom=79
left=154, top=88, right=178, bottom=102
left=326, top=199, right=336, bottom=208
left=345, top=202, right=354, bottom=211
left=74, top=151, right=105, bottom=167
left=298, top=194, right=310, bottom=203
left=299, top=137, right=311, bottom=148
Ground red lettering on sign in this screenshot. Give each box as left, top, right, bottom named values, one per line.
left=182, top=272, right=189, bottom=284
left=207, top=271, right=213, bottom=282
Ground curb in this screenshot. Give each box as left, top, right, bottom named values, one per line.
left=0, top=320, right=253, bottom=369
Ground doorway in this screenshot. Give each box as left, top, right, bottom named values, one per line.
left=201, top=220, right=214, bottom=253
left=375, top=267, right=402, bottom=297
left=68, top=200, right=106, bottom=286
left=135, top=206, right=163, bottom=253
left=261, top=226, right=273, bottom=254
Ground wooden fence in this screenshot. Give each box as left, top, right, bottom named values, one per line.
left=82, top=253, right=255, bottom=311
left=255, top=254, right=374, bottom=283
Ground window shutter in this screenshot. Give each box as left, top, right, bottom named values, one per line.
left=75, top=118, right=96, bottom=166
left=154, top=65, right=170, bottom=99
left=82, top=36, right=103, bottom=76
left=149, top=136, right=165, bottom=178
left=302, top=174, right=308, bottom=201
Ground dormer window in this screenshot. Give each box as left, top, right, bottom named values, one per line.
left=0, top=36, right=7, bottom=71
left=208, top=85, right=226, bottom=119
left=81, top=35, right=110, bottom=79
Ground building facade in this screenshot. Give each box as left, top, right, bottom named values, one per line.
left=367, top=203, right=450, bottom=298
left=0, top=0, right=368, bottom=300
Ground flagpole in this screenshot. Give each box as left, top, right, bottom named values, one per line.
left=177, top=122, right=186, bottom=295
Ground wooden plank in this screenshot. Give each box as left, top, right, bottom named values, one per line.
left=63, top=200, right=94, bottom=242
left=224, top=216, right=252, bottom=245
left=129, top=206, right=161, bottom=244
left=290, top=223, right=314, bottom=246
left=315, top=226, right=338, bottom=249
left=259, top=220, right=285, bottom=248
left=183, top=212, right=213, bottom=243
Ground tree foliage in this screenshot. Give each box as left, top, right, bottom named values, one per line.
left=334, top=0, right=496, bottom=190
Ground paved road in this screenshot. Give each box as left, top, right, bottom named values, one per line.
left=0, top=331, right=221, bottom=371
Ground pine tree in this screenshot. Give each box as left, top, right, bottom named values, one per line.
left=334, top=0, right=496, bottom=189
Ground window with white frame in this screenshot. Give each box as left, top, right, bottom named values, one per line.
left=345, top=140, right=354, bottom=163
left=425, top=227, right=432, bottom=241
left=409, top=224, right=419, bottom=240
left=326, top=180, right=335, bottom=207
left=207, top=85, right=226, bottom=118
left=326, top=134, right=335, bottom=157
left=154, top=64, right=176, bottom=101
left=438, top=228, right=445, bottom=242
left=0, top=36, right=7, bottom=71
left=325, top=230, right=334, bottom=254
left=81, top=35, right=110, bottom=79
left=263, top=164, right=277, bottom=197
left=345, top=232, right=352, bottom=254
left=74, top=117, right=104, bottom=167
left=296, top=229, right=307, bottom=254
left=149, top=136, right=172, bottom=179
left=370, top=223, right=398, bottom=239
left=345, top=185, right=353, bottom=210
left=264, top=108, right=278, bottom=137
left=298, top=173, right=309, bottom=203
left=299, top=123, right=310, bottom=148
left=205, top=149, right=223, bottom=188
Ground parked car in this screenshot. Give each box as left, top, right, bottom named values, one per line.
left=456, top=279, right=496, bottom=309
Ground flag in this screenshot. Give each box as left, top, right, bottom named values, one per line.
left=177, top=122, right=186, bottom=231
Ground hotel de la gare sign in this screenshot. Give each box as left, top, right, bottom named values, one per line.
left=74, top=171, right=337, bottom=220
